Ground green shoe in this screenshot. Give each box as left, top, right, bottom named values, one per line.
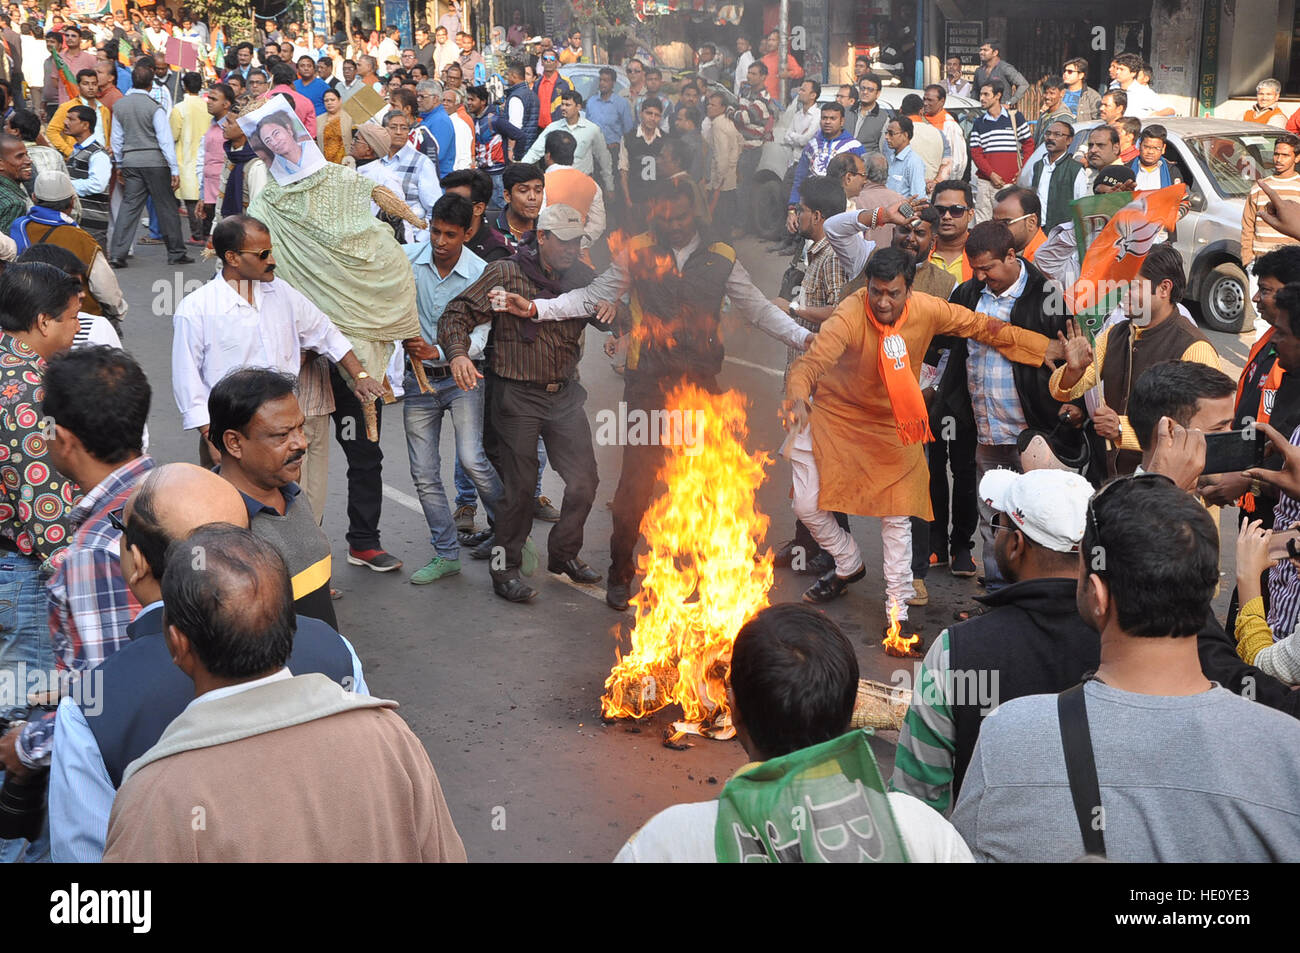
left=521, top=538, right=539, bottom=577
left=410, top=556, right=461, bottom=585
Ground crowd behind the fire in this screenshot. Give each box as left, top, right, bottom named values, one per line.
left=1, top=3, right=1300, bottom=864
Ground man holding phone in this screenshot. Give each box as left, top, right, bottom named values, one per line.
left=1049, top=244, right=1221, bottom=477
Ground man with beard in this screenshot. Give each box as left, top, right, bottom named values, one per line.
left=1051, top=243, right=1219, bottom=477
left=209, top=368, right=339, bottom=628
left=520, top=179, right=817, bottom=611
left=439, top=204, right=614, bottom=604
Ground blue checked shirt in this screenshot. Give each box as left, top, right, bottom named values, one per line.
left=585, top=92, right=635, bottom=146
left=967, top=261, right=1030, bottom=445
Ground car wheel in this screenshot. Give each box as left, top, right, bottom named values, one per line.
left=752, top=177, right=786, bottom=240
left=1200, top=262, right=1252, bottom=334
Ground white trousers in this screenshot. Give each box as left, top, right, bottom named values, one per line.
left=790, top=431, right=914, bottom=616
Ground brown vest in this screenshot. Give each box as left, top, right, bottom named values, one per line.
left=20, top=220, right=103, bottom=316
left=1101, top=314, right=1210, bottom=474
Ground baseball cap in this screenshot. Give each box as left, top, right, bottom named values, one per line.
left=33, top=170, right=75, bottom=204
left=536, top=203, right=586, bottom=241
left=978, top=468, right=1094, bottom=553
left=1094, top=164, right=1136, bottom=191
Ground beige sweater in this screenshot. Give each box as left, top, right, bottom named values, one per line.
left=104, top=673, right=467, bottom=863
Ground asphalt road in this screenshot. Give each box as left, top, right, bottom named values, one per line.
left=113, top=234, right=1248, bottom=862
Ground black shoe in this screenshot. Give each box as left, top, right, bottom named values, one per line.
left=492, top=577, right=537, bottom=602
left=804, top=551, right=836, bottom=577
left=606, top=583, right=630, bottom=611
left=772, top=538, right=799, bottom=568
left=168, top=255, right=195, bottom=264
left=460, top=527, right=493, bottom=547
left=549, top=557, right=602, bottom=584
left=802, top=565, right=866, bottom=604
left=950, top=549, right=978, bottom=578
left=109, top=259, right=127, bottom=269
left=469, top=534, right=496, bottom=559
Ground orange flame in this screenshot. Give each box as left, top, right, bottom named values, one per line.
left=881, top=601, right=921, bottom=658
left=600, top=383, right=773, bottom=735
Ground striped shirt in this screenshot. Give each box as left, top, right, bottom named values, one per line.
left=890, top=628, right=958, bottom=813
left=1242, top=173, right=1300, bottom=263
left=967, top=261, right=1030, bottom=445
left=969, top=108, right=1032, bottom=184
left=1269, top=426, right=1300, bottom=641
left=439, top=257, right=600, bottom=384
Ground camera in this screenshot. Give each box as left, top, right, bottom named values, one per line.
left=0, top=705, right=54, bottom=842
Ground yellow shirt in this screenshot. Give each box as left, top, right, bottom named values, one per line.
left=1048, top=318, right=1221, bottom=452
left=46, top=98, right=113, bottom=158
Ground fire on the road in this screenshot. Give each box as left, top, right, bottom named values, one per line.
left=600, top=384, right=773, bottom=740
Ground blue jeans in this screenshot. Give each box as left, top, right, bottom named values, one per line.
left=456, top=437, right=546, bottom=507
left=488, top=171, right=505, bottom=211
left=404, top=370, right=504, bottom=558
left=0, top=551, right=53, bottom=863
left=146, top=194, right=161, bottom=240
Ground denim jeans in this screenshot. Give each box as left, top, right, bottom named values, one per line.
left=455, top=437, right=546, bottom=506
left=0, top=551, right=53, bottom=863
left=404, top=370, right=504, bottom=559
left=488, top=171, right=505, bottom=211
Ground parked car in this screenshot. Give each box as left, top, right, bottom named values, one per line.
left=558, top=63, right=630, bottom=102
left=748, top=86, right=980, bottom=239
left=1017, top=117, right=1285, bottom=333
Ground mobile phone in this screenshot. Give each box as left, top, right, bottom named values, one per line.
left=1268, top=529, right=1300, bottom=561
left=1202, top=429, right=1265, bottom=475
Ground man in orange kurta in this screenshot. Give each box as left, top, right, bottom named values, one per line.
left=783, top=247, right=1063, bottom=624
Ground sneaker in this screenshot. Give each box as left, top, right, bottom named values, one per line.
left=453, top=503, right=477, bottom=533
left=905, top=579, right=929, bottom=606
left=534, top=495, right=561, bottom=522
left=929, top=551, right=948, bottom=567
left=952, top=604, right=989, bottom=622
left=140, top=236, right=164, bottom=244
left=410, top=556, right=460, bottom=584
left=950, top=550, right=978, bottom=578
left=521, top=537, right=539, bottom=577
left=347, top=548, right=403, bottom=572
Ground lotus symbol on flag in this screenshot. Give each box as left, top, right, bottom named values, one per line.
left=1110, top=200, right=1164, bottom=262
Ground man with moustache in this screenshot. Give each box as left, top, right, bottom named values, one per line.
left=170, top=215, right=386, bottom=485
left=209, top=368, right=338, bottom=628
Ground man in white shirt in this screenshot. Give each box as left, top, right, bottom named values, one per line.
left=1113, top=52, right=1173, bottom=119
left=733, top=35, right=754, bottom=96
left=171, top=214, right=386, bottom=464
left=781, top=78, right=821, bottom=157
left=614, top=603, right=972, bottom=863
left=441, top=86, right=475, bottom=171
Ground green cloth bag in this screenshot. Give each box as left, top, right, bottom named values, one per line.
left=714, top=729, right=910, bottom=863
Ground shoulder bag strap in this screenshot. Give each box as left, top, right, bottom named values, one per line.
left=1057, top=682, right=1106, bottom=858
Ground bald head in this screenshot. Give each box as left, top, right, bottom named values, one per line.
left=121, top=464, right=251, bottom=604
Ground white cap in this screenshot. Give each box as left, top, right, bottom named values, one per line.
left=536, top=203, right=586, bottom=241
left=978, top=468, right=1094, bottom=553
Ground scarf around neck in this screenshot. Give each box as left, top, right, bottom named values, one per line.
left=864, top=298, right=932, bottom=445
left=221, top=139, right=257, bottom=217
left=509, top=243, right=595, bottom=341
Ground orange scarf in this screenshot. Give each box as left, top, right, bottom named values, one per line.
left=865, top=299, right=933, bottom=445
left=921, top=110, right=947, bottom=130
left=1238, top=328, right=1283, bottom=513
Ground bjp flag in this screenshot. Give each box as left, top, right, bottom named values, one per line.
left=1067, top=183, right=1185, bottom=340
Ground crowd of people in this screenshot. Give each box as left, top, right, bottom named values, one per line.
left=0, top=2, right=1300, bottom=866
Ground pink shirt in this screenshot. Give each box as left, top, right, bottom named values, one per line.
left=201, top=121, right=226, bottom=202
left=269, top=84, right=318, bottom=137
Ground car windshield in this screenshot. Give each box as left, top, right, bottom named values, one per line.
left=1181, top=132, right=1288, bottom=198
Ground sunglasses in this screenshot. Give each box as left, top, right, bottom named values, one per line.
left=106, top=505, right=126, bottom=533
left=236, top=248, right=273, bottom=260
left=993, top=212, right=1033, bottom=226
left=934, top=204, right=968, bottom=218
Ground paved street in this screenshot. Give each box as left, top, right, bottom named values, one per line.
left=116, top=236, right=1248, bottom=862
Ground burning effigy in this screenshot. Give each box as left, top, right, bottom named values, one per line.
left=600, top=383, right=773, bottom=742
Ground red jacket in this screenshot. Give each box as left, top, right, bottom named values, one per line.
left=269, top=84, right=318, bottom=137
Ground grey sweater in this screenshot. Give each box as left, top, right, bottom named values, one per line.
left=952, top=679, right=1300, bottom=862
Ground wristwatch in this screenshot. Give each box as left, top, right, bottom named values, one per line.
left=356, top=371, right=371, bottom=380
